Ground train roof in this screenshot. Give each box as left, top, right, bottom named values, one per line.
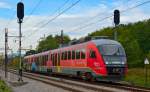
left=24, top=50, right=50, bottom=58
left=24, top=39, right=122, bottom=58
left=91, top=39, right=121, bottom=46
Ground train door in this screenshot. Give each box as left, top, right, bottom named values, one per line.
left=88, top=49, right=97, bottom=67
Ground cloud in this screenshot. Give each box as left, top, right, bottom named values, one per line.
left=0, top=0, right=150, bottom=53
left=0, top=2, right=12, bottom=9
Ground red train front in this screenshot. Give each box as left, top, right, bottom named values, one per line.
left=24, top=38, right=127, bottom=81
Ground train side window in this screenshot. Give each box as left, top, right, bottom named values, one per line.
left=52, top=54, right=55, bottom=63
left=72, top=51, right=75, bottom=60
left=64, top=51, right=67, bottom=60
left=55, top=53, right=57, bottom=65
left=45, top=55, right=47, bottom=65
left=68, top=51, right=71, bottom=60
left=36, top=57, right=39, bottom=65
left=90, top=50, right=96, bottom=58
left=51, top=54, right=53, bottom=61
left=55, top=53, right=57, bottom=62
left=76, top=50, right=80, bottom=59
left=41, top=56, right=43, bottom=65
left=46, top=55, right=48, bottom=61
left=43, top=56, right=45, bottom=65
left=58, top=53, right=60, bottom=65
left=61, top=52, right=64, bottom=60
left=81, top=49, right=85, bottom=59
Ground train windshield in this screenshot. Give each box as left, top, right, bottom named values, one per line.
left=97, top=44, right=125, bottom=56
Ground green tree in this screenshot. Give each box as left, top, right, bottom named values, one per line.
left=36, top=35, right=70, bottom=52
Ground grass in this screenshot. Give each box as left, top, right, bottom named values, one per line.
left=124, top=67, right=150, bottom=88
left=0, top=80, right=12, bottom=92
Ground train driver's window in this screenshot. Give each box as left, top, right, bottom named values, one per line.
left=90, top=50, right=96, bottom=58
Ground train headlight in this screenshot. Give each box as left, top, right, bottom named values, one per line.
left=121, top=62, right=125, bottom=64
left=105, top=61, right=109, bottom=64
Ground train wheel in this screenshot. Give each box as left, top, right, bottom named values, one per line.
left=86, top=72, right=95, bottom=81
left=76, top=71, right=82, bottom=78
left=47, top=69, right=52, bottom=75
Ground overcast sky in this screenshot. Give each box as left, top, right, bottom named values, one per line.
left=0, top=0, right=150, bottom=54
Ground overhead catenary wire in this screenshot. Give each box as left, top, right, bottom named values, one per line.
left=10, top=0, right=71, bottom=51
left=23, top=0, right=70, bottom=34
left=41, top=0, right=138, bottom=35
left=70, top=0, right=133, bottom=29
left=4, top=0, right=22, bottom=28
left=11, top=0, right=150, bottom=52
left=24, top=0, right=42, bottom=23
left=66, top=0, right=150, bottom=34
left=30, top=0, right=70, bottom=28
left=23, top=0, right=81, bottom=41
left=12, top=0, right=43, bottom=42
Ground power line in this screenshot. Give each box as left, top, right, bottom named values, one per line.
left=12, top=0, right=43, bottom=43
left=39, top=0, right=81, bottom=29
left=66, top=0, right=150, bottom=34
left=10, top=0, right=70, bottom=47
left=4, top=0, right=23, bottom=27
left=34, top=0, right=70, bottom=27
left=24, top=0, right=42, bottom=22
left=23, top=0, right=81, bottom=41
left=46, top=0, right=135, bottom=35
left=24, top=0, right=70, bottom=34
left=71, top=0, right=132, bottom=28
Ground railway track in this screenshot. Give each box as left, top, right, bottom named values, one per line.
left=9, top=69, right=150, bottom=92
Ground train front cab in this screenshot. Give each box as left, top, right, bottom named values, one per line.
left=87, top=40, right=127, bottom=81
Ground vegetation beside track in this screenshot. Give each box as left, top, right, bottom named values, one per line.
left=125, top=68, right=150, bottom=88
left=0, top=80, right=12, bottom=92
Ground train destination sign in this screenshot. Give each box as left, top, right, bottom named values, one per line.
left=144, top=58, right=149, bottom=65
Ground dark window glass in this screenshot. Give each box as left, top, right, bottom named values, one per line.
left=90, top=50, right=96, bottom=58
left=68, top=51, right=71, bottom=60
left=72, top=51, right=75, bottom=60
left=52, top=54, right=54, bottom=63
left=36, top=57, right=39, bottom=65
left=58, top=53, right=60, bottom=65
left=76, top=50, right=80, bottom=59
left=55, top=54, right=57, bottom=62
left=46, top=55, right=48, bottom=61
left=64, top=51, right=67, bottom=60
left=61, top=52, right=64, bottom=60
left=51, top=54, right=52, bottom=61
left=81, top=49, right=86, bottom=59
left=43, top=56, right=45, bottom=65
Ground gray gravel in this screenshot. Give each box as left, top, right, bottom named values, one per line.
left=0, top=70, right=70, bottom=92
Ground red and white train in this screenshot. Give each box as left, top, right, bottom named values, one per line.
left=24, top=38, right=127, bottom=81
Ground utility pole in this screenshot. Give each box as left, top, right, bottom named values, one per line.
left=17, top=2, right=24, bottom=82
left=61, top=30, right=63, bottom=45
left=5, top=28, right=8, bottom=78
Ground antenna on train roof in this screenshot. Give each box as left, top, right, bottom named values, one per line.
left=69, top=36, right=110, bottom=45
